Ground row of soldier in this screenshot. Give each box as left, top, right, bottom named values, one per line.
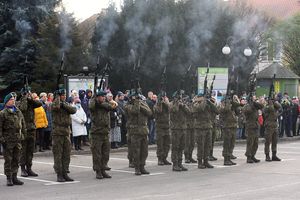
left=0, top=86, right=282, bottom=186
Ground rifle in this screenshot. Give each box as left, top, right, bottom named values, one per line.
left=247, top=73, right=257, bottom=103
left=208, top=75, right=216, bottom=98
left=203, top=62, right=210, bottom=97
left=176, top=65, right=191, bottom=101
left=56, top=52, right=65, bottom=90
left=268, top=74, right=276, bottom=100
left=99, top=63, right=109, bottom=91
left=225, top=65, right=235, bottom=102
left=94, top=55, right=100, bottom=95
left=24, top=56, right=31, bottom=94
left=158, top=66, right=167, bottom=102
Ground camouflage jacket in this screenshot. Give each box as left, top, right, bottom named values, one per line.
left=219, top=100, right=240, bottom=129
left=170, top=100, right=190, bottom=130
left=89, top=97, right=114, bottom=136
left=125, top=99, right=152, bottom=135
left=243, top=101, right=264, bottom=129
left=18, top=95, right=42, bottom=131
left=186, top=103, right=194, bottom=129
left=0, top=107, right=26, bottom=143
left=193, top=99, right=219, bottom=129
left=153, top=100, right=170, bottom=129
left=263, top=101, right=281, bottom=129
left=51, top=98, right=76, bottom=136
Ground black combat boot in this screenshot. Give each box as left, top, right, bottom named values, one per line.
left=224, top=156, right=232, bottom=166
left=158, top=159, right=164, bottom=166
left=101, top=170, right=112, bottom=178
left=209, top=155, right=217, bottom=161
left=252, top=156, right=260, bottom=163
left=21, top=165, right=28, bottom=177
left=103, top=164, right=111, bottom=171
left=163, top=159, right=172, bottom=165
left=178, top=163, right=188, bottom=171
left=229, top=158, right=236, bottom=165
left=265, top=153, right=271, bottom=162
left=135, top=167, right=142, bottom=175
left=57, top=174, right=65, bottom=182
left=96, top=171, right=103, bottom=179
left=63, top=173, right=74, bottom=182
left=6, top=175, right=13, bottom=186
left=204, top=160, right=214, bottom=168
left=198, top=160, right=206, bottom=169
left=190, top=158, right=197, bottom=163
left=12, top=174, right=24, bottom=185
left=140, top=165, right=150, bottom=175
left=246, top=156, right=254, bottom=163
left=26, top=166, right=38, bottom=176
left=230, top=155, right=237, bottom=160
left=272, top=152, right=281, bottom=161
left=172, top=162, right=182, bottom=171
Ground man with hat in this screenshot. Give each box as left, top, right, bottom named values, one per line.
left=125, top=91, right=152, bottom=175
left=192, top=92, right=219, bottom=169
left=263, top=98, right=282, bottom=162
left=0, top=92, right=26, bottom=186
left=51, top=89, right=77, bottom=182
left=153, top=93, right=172, bottom=166
left=18, top=87, right=42, bottom=177
left=89, top=89, right=117, bottom=179
left=170, top=91, right=190, bottom=171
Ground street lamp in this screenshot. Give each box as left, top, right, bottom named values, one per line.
left=222, top=44, right=252, bottom=57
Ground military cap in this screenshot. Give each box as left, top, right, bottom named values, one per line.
left=4, top=92, right=15, bottom=105
left=96, top=90, right=107, bottom=96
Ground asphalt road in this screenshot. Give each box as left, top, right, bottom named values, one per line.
left=0, top=140, right=300, bottom=200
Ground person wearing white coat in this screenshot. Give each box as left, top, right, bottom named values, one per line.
left=71, top=97, right=87, bottom=150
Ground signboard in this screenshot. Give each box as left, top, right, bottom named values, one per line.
left=65, top=75, right=108, bottom=97
left=198, top=67, right=228, bottom=102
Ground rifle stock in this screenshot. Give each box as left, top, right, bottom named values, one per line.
left=56, top=52, right=65, bottom=90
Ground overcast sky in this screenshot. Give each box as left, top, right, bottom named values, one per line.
left=63, top=0, right=121, bottom=21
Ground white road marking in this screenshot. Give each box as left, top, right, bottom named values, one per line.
left=0, top=173, right=80, bottom=186
left=33, top=161, right=165, bottom=175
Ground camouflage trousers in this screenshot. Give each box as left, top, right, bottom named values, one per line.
left=127, top=134, right=133, bottom=163
left=222, top=128, right=236, bottom=157
left=195, top=129, right=212, bottom=162
left=20, top=129, right=36, bottom=167
left=210, top=126, right=217, bottom=156
left=156, top=128, right=171, bottom=161
left=171, top=130, right=186, bottom=165
left=264, top=128, right=278, bottom=154
left=52, top=135, right=71, bottom=175
left=245, top=128, right=259, bottom=157
left=90, top=135, right=110, bottom=172
left=131, top=134, right=148, bottom=167
left=3, top=142, right=21, bottom=176
left=184, top=128, right=195, bottom=160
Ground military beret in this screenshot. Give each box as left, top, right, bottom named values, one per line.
left=58, top=89, right=66, bottom=95
left=4, top=92, right=15, bottom=105
left=96, top=90, right=107, bottom=96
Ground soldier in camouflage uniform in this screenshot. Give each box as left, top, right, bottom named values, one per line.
left=0, top=92, right=26, bottom=186
left=125, top=93, right=152, bottom=175
left=18, top=89, right=42, bottom=177
left=51, top=89, right=77, bottom=182
left=243, top=96, right=264, bottom=163
left=192, top=93, right=219, bottom=169
left=170, top=92, right=190, bottom=171
left=89, top=90, right=117, bottom=179
left=219, top=95, right=240, bottom=165
left=153, top=95, right=172, bottom=166
left=184, top=100, right=197, bottom=164
left=263, top=99, right=282, bottom=162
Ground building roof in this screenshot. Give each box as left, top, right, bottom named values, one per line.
left=256, top=62, right=300, bottom=79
